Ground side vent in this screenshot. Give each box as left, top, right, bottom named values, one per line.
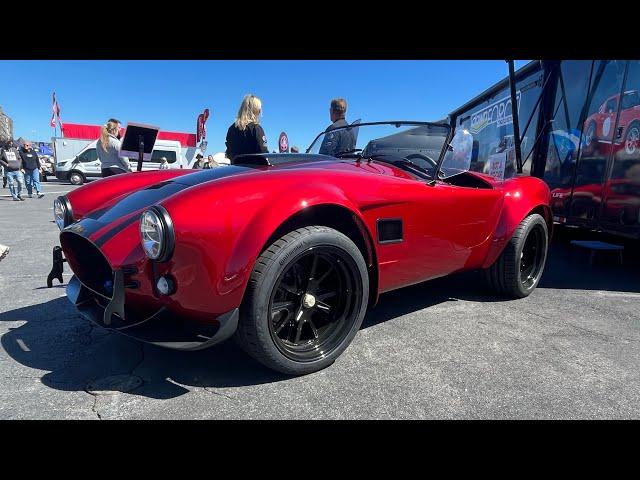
left=377, top=218, right=403, bottom=244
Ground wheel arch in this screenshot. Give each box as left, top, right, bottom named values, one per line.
left=481, top=176, right=553, bottom=269
left=258, top=203, right=379, bottom=307
left=528, top=204, right=553, bottom=237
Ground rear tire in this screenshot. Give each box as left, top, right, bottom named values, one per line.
left=235, top=226, right=369, bottom=375
left=484, top=213, right=548, bottom=298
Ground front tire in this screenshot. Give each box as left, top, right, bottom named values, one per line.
left=484, top=213, right=548, bottom=298
left=235, top=226, right=369, bottom=375
left=69, top=171, right=85, bottom=186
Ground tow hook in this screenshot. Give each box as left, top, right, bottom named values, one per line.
left=47, top=246, right=66, bottom=288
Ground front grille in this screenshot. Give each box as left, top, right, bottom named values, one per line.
left=60, top=232, right=114, bottom=298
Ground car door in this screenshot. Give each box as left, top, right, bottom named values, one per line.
left=76, top=148, right=101, bottom=177
left=371, top=175, right=503, bottom=293
left=415, top=181, right=503, bottom=276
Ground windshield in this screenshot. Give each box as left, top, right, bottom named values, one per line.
left=306, top=121, right=451, bottom=179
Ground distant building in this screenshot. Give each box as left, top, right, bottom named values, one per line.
left=0, top=106, right=13, bottom=142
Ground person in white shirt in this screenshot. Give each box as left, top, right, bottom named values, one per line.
left=97, top=119, right=130, bottom=177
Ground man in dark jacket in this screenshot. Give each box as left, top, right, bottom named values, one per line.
left=20, top=142, right=44, bottom=198
left=319, top=98, right=356, bottom=157
left=0, top=140, right=25, bottom=201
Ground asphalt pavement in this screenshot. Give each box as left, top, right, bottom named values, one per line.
left=0, top=178, right=639, bottom=419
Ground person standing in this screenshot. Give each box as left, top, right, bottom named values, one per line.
left=0, top=142, right=6, bottom=188
left=318, top=98, right=356, bottom=157
left=97, top=119, right=130, bottom=177
left=159, top=156, right=170, bottom=170
left=192, top=154, right=204, bottom=169
left=0, top=139, right=26, bottom=201
left=206, top=154, right=218, bottom=168
left=20, top=142, right=44, bottom=198
left=225, top=94, right=269, bottom=161
left=1, top=158, right=5, bottom=188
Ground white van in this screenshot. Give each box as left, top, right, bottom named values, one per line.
left=55, top=139, right=186, bottom=185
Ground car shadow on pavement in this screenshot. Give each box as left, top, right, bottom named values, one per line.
left=2, top=230, right=637, bottom=401
left=0, top=273, right=501, bottom=401
left=0, top=297, right=294, bottom=400
left=537, top=228, right=640, bottom=293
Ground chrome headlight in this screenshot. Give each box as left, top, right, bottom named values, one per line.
left=140, top=206, right=174, bottom=262
left=53, top=196, right=73, bottom=230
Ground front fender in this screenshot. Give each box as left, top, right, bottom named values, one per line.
left=160, top=175, right=371, bottom=317
left=66, top=169, right=192, bottom=219
left=226, top=181, right=369, bottom=288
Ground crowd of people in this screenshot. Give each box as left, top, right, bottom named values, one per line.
left=86, top=95, right=351, bottom=182
left=0, top=95, right=353, bottom=264
left=224, top=95, right=352, bottom=160
left=0, top=139, right=45, bottom=201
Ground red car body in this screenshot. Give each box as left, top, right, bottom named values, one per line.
left=52, top=155, right=552, bottom=351
left=551, top=178, right=640, bottom=225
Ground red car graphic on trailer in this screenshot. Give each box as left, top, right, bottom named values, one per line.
left=583, top=90, right=640, bottom=157
left=48, top=122, right=552, bottom=375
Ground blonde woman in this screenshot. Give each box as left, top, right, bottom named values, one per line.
left=225, top=94, right=269, bottom=161
left=97, top=118, right=130, bottom=177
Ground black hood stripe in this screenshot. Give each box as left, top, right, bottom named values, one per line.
left=93, top=213, right=142, bottom=248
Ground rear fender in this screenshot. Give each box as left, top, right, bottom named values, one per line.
left=481, top=176, right=552, bottom=269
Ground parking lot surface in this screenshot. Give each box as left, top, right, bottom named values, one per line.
left=1, top=179, right=639, bottom=419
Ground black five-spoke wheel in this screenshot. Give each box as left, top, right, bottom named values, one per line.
left=484, top=213, right=549, bottom=298
left=269, top=246, right=361, bottom=362
left=236, top=226, right=369, bottom=375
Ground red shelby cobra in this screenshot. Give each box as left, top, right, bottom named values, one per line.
left=48, top=122, right=552, bottom=374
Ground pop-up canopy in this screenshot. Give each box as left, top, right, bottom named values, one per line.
left=61, top=123, right=197, bottom=147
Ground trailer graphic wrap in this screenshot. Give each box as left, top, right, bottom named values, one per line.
left=470, top=91, right=521, bottom=135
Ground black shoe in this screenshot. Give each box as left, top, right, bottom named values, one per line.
left=17, top=195, right=25, bottom=201
left=37, top=193, right=45, bottom=199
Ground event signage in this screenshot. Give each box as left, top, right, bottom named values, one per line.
left=470, top=91, right=521, bottom=135
left=487, top=152, right=507, bottom=181
left=279, top=131, right=289, bottom=153
left=196, top=108, right=210, bottom=143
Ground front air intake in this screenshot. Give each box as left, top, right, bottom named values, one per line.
left=60, top=232, right=114, bottom=298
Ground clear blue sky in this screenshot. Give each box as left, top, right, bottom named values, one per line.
left=0, top=60, right=529, bottom=153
